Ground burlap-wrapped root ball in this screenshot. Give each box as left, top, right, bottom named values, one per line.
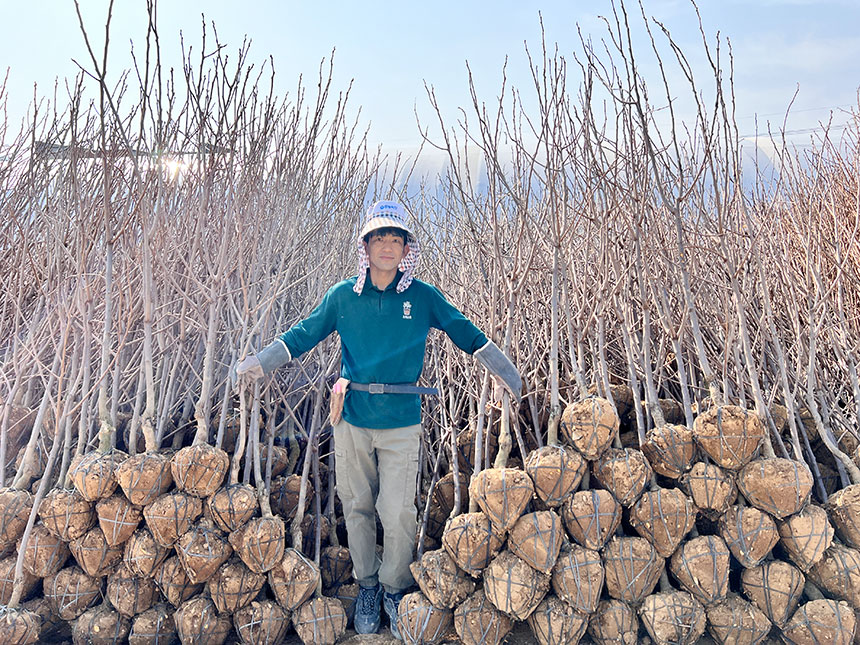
left=269, top=548, right=320, bottom=611
left=719, top=504, right=779, bottom=568
left=22, top=597, right=70, bottom=643
left=234, top=516, right=285, bottom=574
left=669, top=535, right=731, bottom=606
left=738, top=458, right=813, bottom=519
left=233, top=599, right=290, bottom=645
left=69, top=526, right=124, bottom=578
left=592, top=448, right=652, bottom=507
left=0, top=555, right=38, bottom=604
left=483, top=550, right=550, bottom=620
left=39, top=487, right=95, bottom=541
left=319, top=545, right=352, bottom=592
left=114, top=451, right=173, bottom=506
left=692, top=405, right=763, bottom=470
left=96, top=493, right=142, bottom=546
left=741, top=559, right=805, bottom=628
left=143, top=491, right=203, bottom=547
left=176, top=518, right=233, bottom=584
left=0, top=488, right=32, bottom=551
left=705, top=593, right=772, bottom=645
left=70, top=450, right=128, bottom=502
left=129, top=603, right=176, bottom=645
left=72, top=604, right=130, bottom=645
left=602, top=536, right=664, bottom=605
left=551, top=542, right=604, bottom=615
left=410, top=548, right=474, bottom=609
left=44, top=565, right=103, bottom=621
left=208, top=483, right=259, bottom=533
left=207, top=557, right=266, bottom=614
left=396, top=591, right=453, bottom=645
left=153, top=555, right=203, bottom=607
left=21, top=522, right=70, bottom=577
left=453, top=589, right=513, bottom=645
left=630, top=487, right=696, bottom=558
left=808, top=543, right=860, bottom=609
left=526, top=594, right=588, bottom=645
left=171, top=444, right=229, bottom=498
left=469, top=468, right=534, bottom=533
left=524, top=445, right=586, bottom=508
left=588, top=599, right=639, bottom=645
left=124, top=527, right=171, bottom=578
left=782, top=598, right=856, bottom=645
left=175, top=595, right=232, bottom=645
left=106, top=562, right=157, bottom=618
left=561, top=489, right=621, bottom=551
left=433, top=471, right=470, bottom=518
left=560, top=397, right=619, bottom=460
left=269, top=475, right=310, bottom=521
left=441, top=512, right=504, bottom=576
left=827, top=484, right=860, bottom=549
left=778, top=504, right=834, bottom=572
left=642, top=424, right=697, bottom=479
left=292, top=596, right=347, bottom=645
left=0, top=606, right=40, bottom=645
left=639, top=590, right=707, bottom=645
left=507, top=510, right=564, bottom=574
left=681, top=462, right=737, bottom=518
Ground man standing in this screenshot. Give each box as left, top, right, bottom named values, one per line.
left=236, top=200, right=520, bottom=638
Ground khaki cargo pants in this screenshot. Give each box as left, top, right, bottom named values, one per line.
left=333, top=419, right=421, bottom=593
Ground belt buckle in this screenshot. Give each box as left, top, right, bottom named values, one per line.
left=368, top=383, right=385, bottom=394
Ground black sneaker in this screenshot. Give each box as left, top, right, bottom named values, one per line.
left=383, top=590, right=406, bottom=641
left=354, top=583, right=382, bottom=634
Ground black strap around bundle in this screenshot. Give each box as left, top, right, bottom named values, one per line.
left=349, top=382, right=439, bottom=396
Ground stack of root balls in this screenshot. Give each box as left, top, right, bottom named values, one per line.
left=0, top=442, right=354, bottom=645
left=407, top=396, right=860, bottom=645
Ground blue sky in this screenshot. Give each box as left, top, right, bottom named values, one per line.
left=1, top=1, right=857, bottom=160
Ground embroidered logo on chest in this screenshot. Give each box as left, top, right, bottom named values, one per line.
left=402, top=301, right=412, bottom=319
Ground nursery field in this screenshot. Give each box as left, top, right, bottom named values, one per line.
left=2, top=3, right=860, bottom=645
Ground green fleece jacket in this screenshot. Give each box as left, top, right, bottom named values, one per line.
left=278, top=271, right=488, bottom=429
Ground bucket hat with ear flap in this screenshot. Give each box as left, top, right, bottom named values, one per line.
left=354, top=200, right=421, bottom=296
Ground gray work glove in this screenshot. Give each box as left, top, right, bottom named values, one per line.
left=475, top=340, right=522, bottom=403
left=231, top=340, right=292, bottom=389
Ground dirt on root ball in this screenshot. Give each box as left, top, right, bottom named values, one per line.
left=550, top=542, right=604, bottom=616
left=44, top=565, right=103, bottom=621
left=592, top=448, right=652, bottom=507
left=71, top=604, right=130, bottom=645
left=143, top=491, right=203, bottom=547
left=740, top=559, right=805, bottom=628
left=507, top=510, right=565, bottom=574
left=738, top=458, right=813, bottom=519
left=124, top=527, right=171, bottom=578
left=692, top=405, right=763, bottom=470
left=524, top=445, right=586, bottom=508
left=588, top=599, right=639, bottom=645
left=525, top=594, right=588, bottom=645
left=0, top=555, right=37, bottom=604
left=629, top=487, right=696, bottom=558
left=441, top=511, right=504, bottom=577
left=396, top=591, right=453, bottom=645
left=153, top=555, right=203, bottom=607
left=21, top=522, right=70, bottom=577
left=175, top=595, right=232, bottom=645
left=176, top=518, right=233, bottom=584
left=561, top=489, right=621, bottom=551
left=106, top=562, right=157, bottom=618
left=69, top=526, right=124, bottom=578
left=469, top=467, right=535, bottom=533
left=777, top=504, right=833, bottom=572
left=782, top=599, right=857, bottom=645
left=453, top=589, right=514, bottom=645
left=39, top=487, right=96, bottom=542
left=483, top=549, right=550, bottom=620
left=681, top=462, right=737, bottom=517
left=602, top=536, right=664, bottom=605
left=808, top=543, right=860, bottom=610
left=207, top=557, right=266, bottom=614
left=129, top=603, right=176, bottom=645
left=171, top=444, right=229, bottom=498
left=719, top=505, right=779, bottom=568
left=0, top=606, right=40, bottom=645
left=642, top=423, right=696, bottom=479
left=233, top=599, right=290, bottom=645
left=269, top=547, right=320, bottom=611
left=269, top=475, right=309, bottom=521
left=115, top=451, right=174, bottom=507
left=410, top=548, right=475, bottom=609
left=559, top=397, right=619, bottom=460
left=639, top=590, right=707, bottom=645
left=827, top=484, right=860, bottom=550
left=705, top=593, right=772, bottom=645
left=669, top=535, right=731, bottom=607
left=292, top=596, right=347, bottom=645
left=96, top=493, right=142, bottom=547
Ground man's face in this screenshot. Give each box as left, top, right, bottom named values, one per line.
left=364, top=230, right=409, bottom=274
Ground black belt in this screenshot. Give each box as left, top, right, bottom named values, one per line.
left=349, top=382, right=439, bottom=395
